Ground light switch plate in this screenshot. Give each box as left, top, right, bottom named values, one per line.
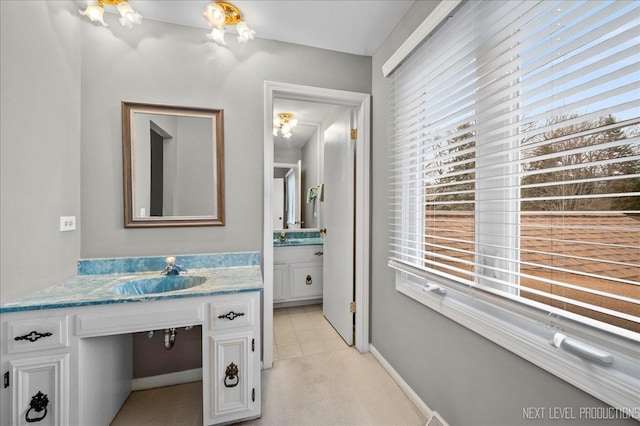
left=60, top=216, right=76, bottom=232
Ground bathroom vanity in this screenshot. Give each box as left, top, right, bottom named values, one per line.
left=273, top=231, right=324, bottom=306
left=0, top=252, right=262, bottom=426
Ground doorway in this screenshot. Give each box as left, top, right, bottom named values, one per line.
left=263, top=81, right=371, bottom=369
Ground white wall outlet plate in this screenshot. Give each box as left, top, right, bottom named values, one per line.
left=60, top=216, right=76, bottom=232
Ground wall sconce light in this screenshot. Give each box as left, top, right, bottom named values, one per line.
left=273, top=113, right=298, bottom=139
left=79, top=0, right=142, bottom=28
left=204, top=1, right=255, bottom=46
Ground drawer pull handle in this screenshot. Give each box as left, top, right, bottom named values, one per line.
left=314, top=251, right=323, bottom=256
left=224, top=362, right=239, bottom=388
left=306, top=275, right=313, bottom=285
left=25, top=391, right=48, bottom=423
left=218, top=311, right=245, bottom=321
left=15, top=331, right=53, bottom=343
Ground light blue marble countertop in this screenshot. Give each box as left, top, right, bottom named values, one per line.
left=273, top=230, right=324, bottom=247
left=0, top=252, right=263, bottom=313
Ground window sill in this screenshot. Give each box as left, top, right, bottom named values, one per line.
left=395, top=271, right=639, bottom=419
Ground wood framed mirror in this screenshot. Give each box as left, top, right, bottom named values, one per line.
left=122, top=101, right=225, bottom=227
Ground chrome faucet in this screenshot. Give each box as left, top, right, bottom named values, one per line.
left=163, top=256, right=187, bottom=275
left=278, top=231, right=286, bottom=242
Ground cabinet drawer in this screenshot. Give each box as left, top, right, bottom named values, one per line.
left=209, top=292, right=258, bottom=332
left=290, top=263, right=323, bottom=300
left=7, top=316, right=69, bottom=354
left=274, top=246, right=323, bottom=264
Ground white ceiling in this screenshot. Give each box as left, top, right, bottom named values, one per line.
left=123, top=1, right=415, bottom=56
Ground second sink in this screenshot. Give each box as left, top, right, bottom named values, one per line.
left=111, top=275, right=207, bottom=295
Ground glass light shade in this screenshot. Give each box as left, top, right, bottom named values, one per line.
left=289, top=118, right=298, bottom=128
left=117, top=2, right=142, bottom=28
left=204, top=3, right=226, bottom=29
left=79, top=2, right=107, bottom=26
left=273, top=127, right=279, bottom=136
left=281, top=123, right=292, bottom=135
left=236, top=21, right=255, bottom=43
left=207, top=27, right=227, bottom=46
left=283, top=132, right=292, bottom=139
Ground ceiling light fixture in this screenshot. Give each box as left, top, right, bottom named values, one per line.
left=204, top=1, right=255, bottom=46
left=79, top=0, right=142, bottom=28
left=273, top=113, right=298, bottom=139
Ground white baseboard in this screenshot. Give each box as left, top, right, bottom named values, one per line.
left=132, top=368, right=202, bottom=391
left=369, top=344, right=432, bottom=419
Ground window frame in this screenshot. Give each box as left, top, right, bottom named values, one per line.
left=387, top=0, right=640, bottom=417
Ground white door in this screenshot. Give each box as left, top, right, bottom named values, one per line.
left=322, top=109, right=354, bottom=345
left=272, top=178, right=284, bottom=229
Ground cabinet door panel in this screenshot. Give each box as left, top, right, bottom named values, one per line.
left=10, top=353, right=68, bottom=426
left=290, top=263, right=323, bottom=300
left=206, top=332, right=259, bottom=424
left=273, top=264, right=288, bottom=302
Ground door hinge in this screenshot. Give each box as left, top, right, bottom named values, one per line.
left=252, top=338, right=255, bottom=352
left=350, top=301, right=356, bottom=313
left=3, top=371, right=9, bottom=388
left=252, top=388, right=256, bottom=402
left=350, top=129, right=358, bottom=140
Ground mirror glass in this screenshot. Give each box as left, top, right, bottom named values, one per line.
left=273, top=98, right=338, bottom=231
left=122, top=102, right=224, bottom=227
left=273, top=162, right=302, bottom=229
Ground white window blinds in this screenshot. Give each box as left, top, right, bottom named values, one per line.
left=389, top=0, right=640, bottom=339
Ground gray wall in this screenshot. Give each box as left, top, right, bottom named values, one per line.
left=0, top=1, right=81, bottom=303
left=80, top=14, right=371, bottom=259
left=274, top=147, right=302, bottom=164
left=370, top=2, right=636, bottom=426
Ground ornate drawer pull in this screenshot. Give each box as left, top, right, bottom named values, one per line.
left=224, top=362, right=239, bottom=388
left=306, top=275, right=313, bottom=285
left=25, top=391, right=48, bottom=423
left=314, top=251, right=323, bottom=256
left=217, top=311, right=245, bottom=321
left=15, top=331, right=53, bottom=343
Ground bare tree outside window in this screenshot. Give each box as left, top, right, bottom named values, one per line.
left=422, top=114, right=640, bottom=332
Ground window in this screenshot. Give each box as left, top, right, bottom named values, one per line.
left=389, top=0, right=639, bottom=415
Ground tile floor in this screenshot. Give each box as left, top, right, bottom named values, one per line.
left=273, top=304, right=349, bottom=360
left=111, top=304, right=426, bottom=425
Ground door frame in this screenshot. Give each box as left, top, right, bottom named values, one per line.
left=263, top=81, right=371, bottom=368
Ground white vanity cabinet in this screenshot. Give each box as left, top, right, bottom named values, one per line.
left=1, top=290, right=262, bottom=426
left=274, top=246, right=324, bottom=304
left=1, top=313, right=70, bottom=426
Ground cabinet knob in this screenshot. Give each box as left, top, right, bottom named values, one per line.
left=25, top=391, right=48, bottom=423
left=320, top=228, right=327, bottom=234
left=224, top=362, right=239, bottom=388
left=306, top=275, right=313, bottom=285
left=217, top=311, right=245, bottom=321
left=15, top=331, right=52, bottom=343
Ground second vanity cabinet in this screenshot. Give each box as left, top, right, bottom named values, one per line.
left=274, top=246, right=324, bottom=304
